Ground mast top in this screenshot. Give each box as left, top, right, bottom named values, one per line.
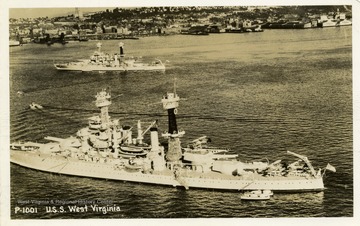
left=161, top=92, right=180, bottom=110
left=161, top=78, right=180, bottom=110
left=95, top=88, right=111, bottom=108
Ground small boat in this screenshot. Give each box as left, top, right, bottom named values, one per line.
left=240, top=190, right=272, bottom=201
left=125, top=163, right=143, bottom=171
left=212, top=154, right=238, bottom=160
left=262, top=189, right=274, bottom=196
left=29, top=102, right=43, bottom=110
left=319, top=13, right=351, bottom=28
left=321, top=19, right=340, bottom=27
left=124, top=158, right=144, bottom=171
left=118, top=150, right=147, bottom=158
left=11, top=142, right=42, bottom=151
left=254, top=26, right=264, bottom=32
left=78, top=37, right=89, bottom=42
left=120, top=145, right=145, bottom=153
left=339, top=19, right=352, bottom=26
left=10, top=40, right=21, bottom=47
left=180, top=25, right=209, bottom=35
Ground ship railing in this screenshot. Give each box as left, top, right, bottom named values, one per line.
left=287, top=170, right=311, bottom=177
left=268, top=170, right=283, bottom=177
left=182, top=163, right=205, bottom=173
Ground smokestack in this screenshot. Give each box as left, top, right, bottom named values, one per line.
left=122, top=126, right=132, bottom=144
left=119, top=42, right=125, bottom=62
left=120, top=46, right=124, bottom=55
left=137, top=120, right=143, bottom=144
left=150, top=127, right=159, bottom=151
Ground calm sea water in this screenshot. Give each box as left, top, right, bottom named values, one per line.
left=9, top=27, right=352, bottom=218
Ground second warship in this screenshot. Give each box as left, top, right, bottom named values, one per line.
left=54, top=42, right=165, bottom=72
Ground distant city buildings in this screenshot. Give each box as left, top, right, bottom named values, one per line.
left=9, top=6, right=352, bottom=42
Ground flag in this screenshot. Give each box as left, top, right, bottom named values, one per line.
left=326, top=163, right=336, bottom=172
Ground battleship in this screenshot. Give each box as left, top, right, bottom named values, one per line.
left=10, top=86, right=336, bottom=192
left=54, top=42, right=166, bottom=72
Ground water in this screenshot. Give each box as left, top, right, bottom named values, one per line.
left=9, top=27, right=352, bottom=218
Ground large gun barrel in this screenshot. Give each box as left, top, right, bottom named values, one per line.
left=44, top=136, right=65, bottom=142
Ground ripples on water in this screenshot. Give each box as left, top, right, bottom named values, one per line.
left=9, top=28, right=352, bottom=218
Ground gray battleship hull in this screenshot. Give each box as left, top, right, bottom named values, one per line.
left=54, top=61, right=165, bottom=72
left=11, top=150, right=325, bottom=192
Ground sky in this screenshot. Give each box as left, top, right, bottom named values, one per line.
left=9, top=8, right=115, bottom=19
left=8, top=0, right=356, bottom=19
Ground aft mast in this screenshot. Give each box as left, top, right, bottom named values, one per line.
left=161, top=79, right=185, bottom=162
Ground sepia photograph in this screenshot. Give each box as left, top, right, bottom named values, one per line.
left=1, top=0, right=358, bottom=225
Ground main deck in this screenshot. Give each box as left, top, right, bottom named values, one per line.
left=10, top=150, right=325, bottom=192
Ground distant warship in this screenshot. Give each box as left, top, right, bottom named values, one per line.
left=11, top=86, right=336, bottom=192
left=54, top=42, right=165, bottom=72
